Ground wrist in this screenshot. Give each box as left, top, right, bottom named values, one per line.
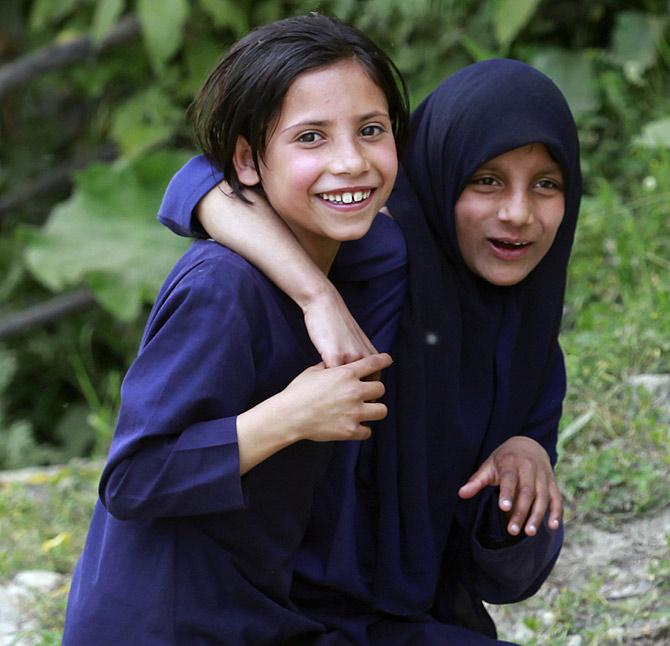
left=237, top=393, right=302, bottom=453
left=297, top=279, right=340, bottom=313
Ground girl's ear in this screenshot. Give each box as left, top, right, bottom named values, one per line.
left=233, top=136, right=261, bottom=186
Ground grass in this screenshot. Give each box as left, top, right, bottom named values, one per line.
left=0, top=462, right=100, bottom=643
left=491, top=530, right=670, bottom=644
left=558, top=166, right=670, bottom=528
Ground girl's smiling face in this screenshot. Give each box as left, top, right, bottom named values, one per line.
left=454, top=143, right=565, bottom=286
left=234, top=59, right=397, bottom=272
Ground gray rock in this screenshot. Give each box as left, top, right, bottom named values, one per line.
left=629, top=373, right=670, bottom=414
left=13, top=571, right=63, bottom=594
left=0, top=570, right=64, bottom=645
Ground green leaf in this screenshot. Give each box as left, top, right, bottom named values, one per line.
left=54, top=404, right=96, bottom=460
left=198, top=0, right=249, bottom=36
left=29, top=0, right=79, bottom=31
left=493, top=0, right=542, bottom=48
left=532, top=48, right=599, bottom=116
left=181, top=35, right=225, bottom=98
left=110, top=87, right=183, bottom=158
left=137, top=0, right=190, bottom=72
left=633, top=118, right=670, bottom=150
left=251, top=0, right=282, bottom=27
left=0, top=349, right=17, bottom=394
left=91, top=0, right=125, bottom=44
left=460, top=34, right=496, bottom=62
left=609, top=12, right=667, bottom=82
left=23, top=150, right=192, bottom=322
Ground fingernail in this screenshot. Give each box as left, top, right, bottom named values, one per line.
left=500, top=499, right=512, bottom=510
left=509, top=523, right=520, bottom=534
left=527, top=524, right=537, bottom=535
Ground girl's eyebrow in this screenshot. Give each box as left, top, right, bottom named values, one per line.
left=475, top=161, right=563, bottom=175
left=279, top=110, right=391, bottom=134
left=536, top=163, right=563, bottom=176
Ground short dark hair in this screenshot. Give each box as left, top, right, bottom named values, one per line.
left=189, top=13, right=409, bottom=202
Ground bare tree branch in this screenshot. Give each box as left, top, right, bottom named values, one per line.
left=0, top=288, right=97, bottom=341
left=0, top=15, right=141, bottom=101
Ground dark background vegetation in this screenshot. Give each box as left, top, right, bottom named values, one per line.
left=0, top=1, right=669, bottom=642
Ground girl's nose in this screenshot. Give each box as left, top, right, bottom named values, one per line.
left=329, top=140, right=369, bottom=176
left=496, top=192, right=534, bottom=226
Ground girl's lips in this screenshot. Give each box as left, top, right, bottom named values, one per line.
left=487, top=238, right=533, bottom=260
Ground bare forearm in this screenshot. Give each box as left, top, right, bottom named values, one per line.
left=199, top=184, right=332, bottom=309
left=235, top=391, right=301, bottom=475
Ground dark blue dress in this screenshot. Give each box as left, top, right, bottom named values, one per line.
left=63, top=221, right=405, bottom=645
left=151, top=134, right=571, bottom=644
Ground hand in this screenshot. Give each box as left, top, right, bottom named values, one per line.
left=458, top=436, right=563, bottom=537
left=279, top=353, right=392, bottom=442
left=302, top=285, right=378, bottom=368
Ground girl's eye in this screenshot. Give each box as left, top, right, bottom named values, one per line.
left=297, top=131, right=323, bottom=144
left=536, top=178, right=563, bottom=191
left=360, top=124, right=384, bottom=137
left=471, top=176, right=499, bottom=187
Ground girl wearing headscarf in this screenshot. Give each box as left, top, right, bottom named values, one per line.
left=157, top=59, right=581, bottom=643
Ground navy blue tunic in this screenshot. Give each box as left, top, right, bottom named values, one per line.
left=152, top=131, right=569, bottom=643
left=62, top=226, right=403, bottom=645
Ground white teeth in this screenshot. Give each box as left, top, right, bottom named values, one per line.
left=319, top=190, right=371, bottom=204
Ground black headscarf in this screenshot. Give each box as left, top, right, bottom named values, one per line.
left=365, top=59, right=582, bottom=613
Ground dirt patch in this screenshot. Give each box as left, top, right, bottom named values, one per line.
left=489, top=506, right=670, bottom=644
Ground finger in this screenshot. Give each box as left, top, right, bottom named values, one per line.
left=458, top=480, right=486, bottom=499
left=362, top=369, right=382, bottom=383
left=507, top=480, right=536, bottom=536
left=547, top=480, right=563, bottom=530
left=458, top=462, right=495, bottom=499
left=359, top=380, right=386, bottom=402
left=345, top=424, right=372, bottom=441
left=524, top=483, right=549, bottom=536
left=497, top=466, right=519, bottom=514
left=504, top=463, right=536, bottom=535
left=359, top=402, right=388, bottom=422
left=357, top=425, right=372, bottom=440
left=323, top=334, right=378, bottom=368
left=323, top=351, right=363, bottom=368
left=347, top=353, right=393, bottom=379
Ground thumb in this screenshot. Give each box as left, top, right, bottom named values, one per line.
left=349, top=353, right=393, bottom=379
left=458, top=460, right=495, bottom=499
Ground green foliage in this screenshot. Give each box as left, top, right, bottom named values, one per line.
left=634, top=118, right=670, bottom=149
left=493, top=0, right=542, bottom=49
left=91, top=0, right=125, bottom=43
left=532, top=49, right=599, bottom=116
left=137, top=0, right=190, bottom=73
left=22, top=151, right=190, bottom=321
left=609, top=11, right=668, bottom=81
